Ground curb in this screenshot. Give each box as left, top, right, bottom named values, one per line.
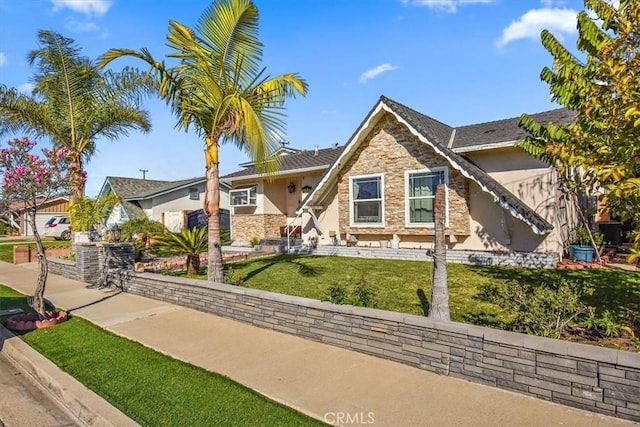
left=0, top=324, right=138, bottom=427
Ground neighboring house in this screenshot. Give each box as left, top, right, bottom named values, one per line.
left=4, top=196, right=70, bottom=237
left=223, top=95, right=580, bottom=264
left=98, top=176, right=231, bottom=232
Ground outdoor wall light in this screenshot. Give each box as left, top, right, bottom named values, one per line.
left=111, top=224, right=122, bottom=243
left=89, top=225, right=99, bottom=242
left=288, top=182, right=296, bottom=194
left=302, top=185, right=312, bottom=193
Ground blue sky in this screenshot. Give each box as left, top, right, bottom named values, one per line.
left=0, top=0, right=584, bottom=197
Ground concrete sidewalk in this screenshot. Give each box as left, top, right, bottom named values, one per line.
left=0, top=262, right=634, bottom=426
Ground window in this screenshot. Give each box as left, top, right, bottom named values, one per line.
left=406, top=168, right=447, bottom=225
left=229, top=186, right=257, bottom=206
left=350, top=175, right=383, bottom=225
left=189, top=188, right=199, bottom=200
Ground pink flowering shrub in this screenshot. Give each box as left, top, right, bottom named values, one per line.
left=0, top=137, right=84, bottom=201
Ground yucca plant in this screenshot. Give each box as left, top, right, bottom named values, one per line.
left=149, top=227, right=207, bottom=276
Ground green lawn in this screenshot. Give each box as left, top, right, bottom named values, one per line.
left=200, top=255, right=639, bottom=331
left=0, top=285, right=323, bottom=427
left=0, top=239, right=71, bottom=263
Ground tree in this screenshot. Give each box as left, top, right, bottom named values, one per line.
left=0, top=137, right=80, bottom=316
left=0, top=30, right=155, bottom=198
left=428, top=184, right=450, bottom=321
left=149, top=227, right=208, bottom=276
left=98, top=0, right=307, bottom=282
left=518, top=0, right=640, bottom=262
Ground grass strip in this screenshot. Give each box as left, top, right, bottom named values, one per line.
left=0, top=285, right=324, bottom=427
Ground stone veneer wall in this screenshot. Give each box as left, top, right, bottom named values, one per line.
left=49, top=243, right=134, bottom=286
left=338, top=112, right=470, bottom=237
left=122, top=273, right=640, bottom=423
left=231, top=214, right=286, bottom=241
left=46, top=248, right=638, bottom=421
left=309, top=247, right=560, bottom=269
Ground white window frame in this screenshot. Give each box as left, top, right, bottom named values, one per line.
left=405, top=167, right=449, bottom=227
left=349, top=173, right=385, bottom=227
left=229, top=185, right=257, bottom=207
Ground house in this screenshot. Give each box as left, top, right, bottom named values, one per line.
left=3, top=196, right=70, bottom=237
left=98, top=176, right=231, bottom=232
left=222, top=95, right=579, bottom=266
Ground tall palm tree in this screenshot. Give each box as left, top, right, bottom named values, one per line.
left=98, top=0, right=307, bottom=283
left=0, top=30, right=154, bottom=198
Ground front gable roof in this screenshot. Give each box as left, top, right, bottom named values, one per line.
left=303, top=95, right=554, bottom=235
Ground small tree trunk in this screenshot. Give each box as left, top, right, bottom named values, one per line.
left=204, top=139, right=224, bottom=283
left=186, top=254, right=200, bottom=276
left=428, top=184, right=450, bottom=321
left=27, top=209, right=48, bottom=317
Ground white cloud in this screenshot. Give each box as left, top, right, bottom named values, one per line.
left=0, top=52, right=6, bottom=68
left=50, top=0, right=112, bottom=17
left=359, top=63, right=399, bottom=84
left=496, top=8, right=578, bottom=47
left=18, top=83, right=35, bottom=94
left=403, top=0, right=495, bottom=13
left=65, top=16, right=101, bottom=33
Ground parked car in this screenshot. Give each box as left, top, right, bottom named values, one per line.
left=43, top=215, right=71, bottom=240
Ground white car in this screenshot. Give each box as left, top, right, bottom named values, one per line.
left=43, top=215, right=71, bottom=240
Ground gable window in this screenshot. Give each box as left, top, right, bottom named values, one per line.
left=229, top=186, right=257, bottom=207
left=406, top=168, right=447, bottom=226
left=188, top=188, right=199, bottom=200
left=350, top=174, right=384, bottom=225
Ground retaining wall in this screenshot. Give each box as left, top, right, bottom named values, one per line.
left=122, top=272, right=639, bottom=422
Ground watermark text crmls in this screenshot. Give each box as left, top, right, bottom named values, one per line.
left=323, top=412, right=375, bottom=425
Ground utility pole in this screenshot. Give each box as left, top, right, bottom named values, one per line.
left=139, top=169, right=148, bottom=180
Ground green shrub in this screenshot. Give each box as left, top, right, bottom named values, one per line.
left=224, top=266, right=246, bottom=286
left=325, top=283, right=347, bottom=305
left=482, top=279, right=594, bottom=338
left=352, top=276, right=377, bottom=308
left=248, top=236, right=260, bottom=248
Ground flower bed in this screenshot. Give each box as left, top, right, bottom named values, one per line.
left=7, top=311, right=68, bottom=331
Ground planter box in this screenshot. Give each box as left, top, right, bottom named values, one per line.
left=569, top=244, right=594, bottom=262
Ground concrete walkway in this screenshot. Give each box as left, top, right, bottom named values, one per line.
left=0, top=261, right=635, bottom=426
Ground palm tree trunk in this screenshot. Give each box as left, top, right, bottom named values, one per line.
left=186, top=254, right=200, bottom=276
left=70, top=156, right=85, bottom=201
left=428, top=184, right=450, bottom=321
left=205, top=139, right=224, bottom=283
left=27, top=209, right=48, bottom=317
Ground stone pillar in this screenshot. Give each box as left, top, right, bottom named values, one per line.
left=75, top=243, right=101, bottom=285
left=73, top=242, right=134, bottom=286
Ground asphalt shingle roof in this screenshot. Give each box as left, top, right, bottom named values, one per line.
left=452, top=108, right=577, bottom=150
left=380, top=96, right=554, bottom=234
left=221, top=146, right=345, bottom=180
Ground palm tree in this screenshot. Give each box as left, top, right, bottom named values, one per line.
left=0, top=30, right=154, bottom=198
left=98, top=0, right=307, bottom=283
left=428, top=184, right=450, bottom=321
left=149, top=227, right=208, bottom=276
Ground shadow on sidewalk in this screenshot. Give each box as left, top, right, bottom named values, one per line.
left=67, top=290, right=122, bottom=313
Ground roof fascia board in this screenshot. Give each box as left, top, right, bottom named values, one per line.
left=299, top=101, right=386, bottom=213
left=453, top=140, right=517, bottom=153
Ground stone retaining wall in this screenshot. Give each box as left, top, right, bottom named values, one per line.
left=123, top=272, right=639, bottom=422
left=310, top=246, right=560, bottom=268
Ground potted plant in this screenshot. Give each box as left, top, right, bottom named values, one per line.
left=569, top=226, right=605, bottom=262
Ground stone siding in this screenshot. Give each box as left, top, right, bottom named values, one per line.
left=122, top=273, right=640, bottom=423
left=308, top=246, right=560, bottom=269
left=338, top=113, right=470, bottom=238
left=231, top=214, right=286, bottom=241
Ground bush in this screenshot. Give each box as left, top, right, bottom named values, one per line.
left=248, top=236, right=260, bottom=248
left=482, top=279, right=594, bottom=338
left=323, top=276, right=377, bottom=308
left=223, top=267, right=245, bottom=286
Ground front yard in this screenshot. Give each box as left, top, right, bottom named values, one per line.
left=174, top=254, right=640, bottom=351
